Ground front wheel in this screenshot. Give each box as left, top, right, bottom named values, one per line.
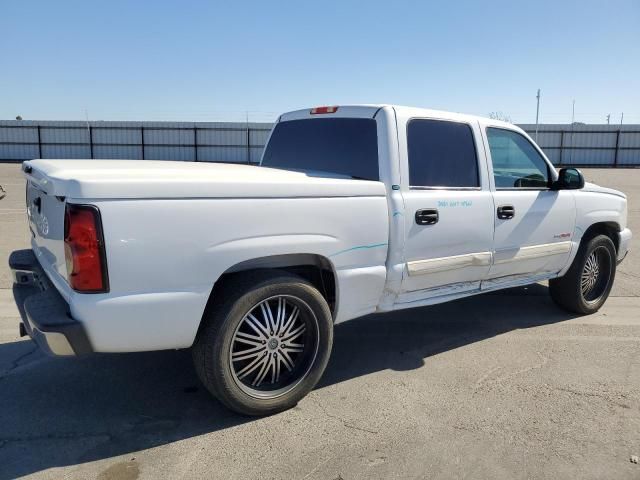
left=192, top=271, right=333, bottom=416
left=550, top=234, right=616, bottom=314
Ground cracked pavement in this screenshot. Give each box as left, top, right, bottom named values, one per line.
left=1, top=164, right=639, bottom=479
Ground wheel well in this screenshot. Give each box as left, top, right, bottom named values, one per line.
left=581, top=222, right=620, bottom=252
left=208, top=254, right=336, bottom=318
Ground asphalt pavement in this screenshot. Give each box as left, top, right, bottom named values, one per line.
left=0, top=163, right=638, bottom=480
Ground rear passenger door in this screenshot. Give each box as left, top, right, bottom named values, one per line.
left=398, top=117, right=495, bottom=300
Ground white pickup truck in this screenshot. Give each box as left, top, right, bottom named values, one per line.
left=10, top=105, right=632, bottom=415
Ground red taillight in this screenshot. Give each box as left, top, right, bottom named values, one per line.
left=64, top=204, right=109, bottom=293
left=310, top=106, right=338, bottom=114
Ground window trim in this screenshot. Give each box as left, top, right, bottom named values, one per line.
left=406, top=117, right=482, bottom=190
left=485, top=126, right=553, bottom=191
left=409, top=185, right=482, bottom=191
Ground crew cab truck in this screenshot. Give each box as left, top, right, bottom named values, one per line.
left=10, top=105, right=632, bottom=415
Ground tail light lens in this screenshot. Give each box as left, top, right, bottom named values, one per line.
left=64, top=204, right=109, bottom=293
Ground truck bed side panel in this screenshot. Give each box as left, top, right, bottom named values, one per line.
left=69, top=195, right=389, bottom=352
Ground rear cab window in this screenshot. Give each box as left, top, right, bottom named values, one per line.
left=261, top=118, right=379, bottom=181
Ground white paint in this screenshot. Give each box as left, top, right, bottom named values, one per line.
left=16, top=105, right=632, bottom=354
left=23, top=159, right=386, bottom=199
left=486, top=192, right=576, bottom=279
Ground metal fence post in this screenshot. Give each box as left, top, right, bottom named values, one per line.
left=614, top=129, right=620, bottom=167
left=36, top=125, right=42, bottom=159
left=246, top=126, right=251, bottom=164
left=88, top=126, right=94, bottom=159
left=193, top=125, right=198, bottom=162
left=558, top=130, right=564, bottom=166
left=141, top=127, right=145, bottom=160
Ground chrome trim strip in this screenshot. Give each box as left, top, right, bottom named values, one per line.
left=407, top=251, right=492, bottom=276
left=493, top=241, right=572, bottom=264
left=409, top=186, right=482, bottom=191
left=407, top=241, right=573, bottom=276
left=495, top=187, right=550, bottom=191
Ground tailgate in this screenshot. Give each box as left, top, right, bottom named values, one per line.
left=24, top=165, right=68, bottom=283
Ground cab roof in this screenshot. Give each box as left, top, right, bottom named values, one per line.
left=279, top=104, right=519, bottom=132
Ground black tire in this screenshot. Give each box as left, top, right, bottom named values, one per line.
left=549, top=234, right=616, bottom=314
left=192, top=270, right=333, bottom=416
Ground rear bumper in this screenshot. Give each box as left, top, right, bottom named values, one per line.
left=9, top=249, right=93, bottom=356
left=617, top=228, right=632, bottom=265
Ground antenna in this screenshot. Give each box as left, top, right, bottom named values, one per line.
left=84, top=108, right=90, bottom=135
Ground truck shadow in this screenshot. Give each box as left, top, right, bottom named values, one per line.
left=0, top=284, right=578, bottom=479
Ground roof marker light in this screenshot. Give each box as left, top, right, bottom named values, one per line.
left=310, top=106, right=338, bottom=114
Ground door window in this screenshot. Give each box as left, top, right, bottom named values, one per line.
left=486, top=128, right=550, bottom=189
left=407, top=119, right=479, bottom=188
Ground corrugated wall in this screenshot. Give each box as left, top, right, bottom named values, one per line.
left=519, top=124, right=640, bottom=166
left=0, top=120, right=272, bottom=163
left=1, top=120, right=639, bottom=166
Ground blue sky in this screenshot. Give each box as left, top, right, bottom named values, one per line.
left=2, top=0, right=638, bottom=123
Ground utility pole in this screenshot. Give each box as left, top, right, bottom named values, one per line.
left=570, top=100, right=576, bottom=164
left=571, top=100, right=575, bottom=123
left=535, top=89, right=541, bottom=141
left=606, top=114, right=610, bottom=125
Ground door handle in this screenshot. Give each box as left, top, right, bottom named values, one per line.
left=415, top=208, right=439, bottom=225
left=497, top=204, right=515, bottom=220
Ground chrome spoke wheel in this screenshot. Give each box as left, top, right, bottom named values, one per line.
left=580, top=246, right=611, bottom=303
left=229, top=295, right=319, bottom=399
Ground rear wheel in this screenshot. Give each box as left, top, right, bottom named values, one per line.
left=193, top=271, right=333, bottom=416
left=550, top=234, right=616, bottom=314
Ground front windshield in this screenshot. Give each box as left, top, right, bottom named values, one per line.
left=261, top=118, right=379, bottom=181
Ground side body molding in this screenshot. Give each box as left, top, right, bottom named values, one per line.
left=404, top=241, right=572, bottom=283
left=407, top=252, right=492, bottom=276
left=493, top=241, right=572, bottom=264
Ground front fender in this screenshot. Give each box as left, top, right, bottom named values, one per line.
left=557, top=190, right=628, bottom=276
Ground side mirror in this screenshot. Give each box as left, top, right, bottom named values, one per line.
left=552, top=167, right=584, bottom=190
